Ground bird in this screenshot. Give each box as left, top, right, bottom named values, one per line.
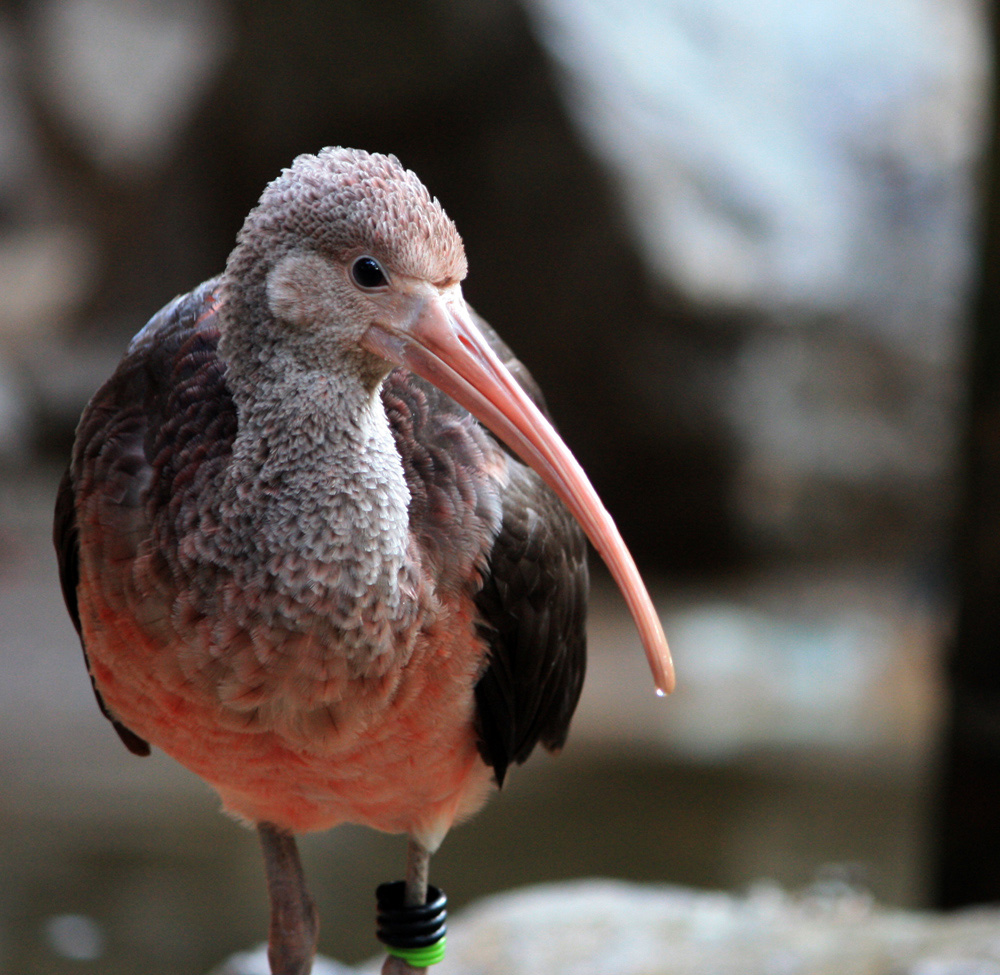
left=53, top=147, right=674, bottom=975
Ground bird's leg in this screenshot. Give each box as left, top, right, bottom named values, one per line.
left=403, top=836, right=431, bottom=907
left=381, top=837, right=429, bottom=975
left=379, top=837, right=445, bottom=975
left=258, top=822, right=319, bottom=975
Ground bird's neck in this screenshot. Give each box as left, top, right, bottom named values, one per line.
left=223, top=359, right=417, bottom=630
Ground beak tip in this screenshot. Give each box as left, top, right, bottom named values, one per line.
left=655, top=669, right=676, bottom=698
left=651, top=641, right=676, bottom=697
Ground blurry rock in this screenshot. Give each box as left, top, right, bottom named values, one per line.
left=724, top=324, right=961, bottom=557
left=0, top=225, right=96, bottom=341
left=523, top=0, right=984, bottom=318
left=418, top=879, right=1000, bottom=975
left=658, top=578, right=940, bottom=761
left=522, top=0, right=986, bottom=561
left=42, top=912, right=105, bottom=962
left=30, top=0, right=230, bottom=173
left=211, top=880, right=1000, bottom=975
left=210, top=944, right=359, bottom=975
left=578, top=568, right=941, bottom=772
left=0, top=224, right=98, bottom=463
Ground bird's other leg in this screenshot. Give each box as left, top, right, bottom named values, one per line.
left=380, top=837, right=432, bottom=975
left=258, top=822, right=319, bottom=975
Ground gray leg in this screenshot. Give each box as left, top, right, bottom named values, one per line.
left=258, top=822, right=319, bottom=975
left=381, top=837, right=432, bottom=975
left=403, top=837, right=431, bottom=907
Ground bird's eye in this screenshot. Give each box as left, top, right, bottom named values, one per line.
left=351, top=256, right=388, bottom=289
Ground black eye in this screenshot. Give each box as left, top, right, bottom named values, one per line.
left=351, top=256, right=388, bottom=289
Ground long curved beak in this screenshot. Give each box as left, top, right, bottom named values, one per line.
left=362, top=289, right=675, bottom=696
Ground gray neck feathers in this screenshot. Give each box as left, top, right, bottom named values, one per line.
left=215, top=308, right=420, bottom=668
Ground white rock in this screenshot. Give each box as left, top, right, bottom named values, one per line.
left=212, top=881, right=1000, bottom=975
left=520, top=0, right=987, bottom=559
left=209, top=944, right=360, bottom=975
left=522, top=0, right=985, bottom=328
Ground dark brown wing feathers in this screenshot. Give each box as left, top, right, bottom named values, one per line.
left=448, top=309, right=588, bottom=785
left=53, top=279, right=227, bottom=758
left=384, top=306, right=587, bottom=786
left=472, top=468, right=587, bottom=786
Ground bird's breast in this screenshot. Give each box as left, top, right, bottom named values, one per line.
left=84, top=574, right=494, bottom=842
left=72, top=320, right=509, bottom=841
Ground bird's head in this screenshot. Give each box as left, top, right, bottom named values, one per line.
left=222, top=148, right=467, bottom=386
left=222, top=147, right=674, bottom=695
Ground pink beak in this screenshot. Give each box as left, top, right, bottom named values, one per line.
left=363, top=291, right=675, bottom=696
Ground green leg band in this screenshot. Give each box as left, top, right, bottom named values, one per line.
left=385, top=935, right=447, bottom=967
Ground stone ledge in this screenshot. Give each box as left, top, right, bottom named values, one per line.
left=211, top=880, right=1000, bottom=975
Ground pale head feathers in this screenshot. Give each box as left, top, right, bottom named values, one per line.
left=225, top=147, right=467, bottom=300
left=218, top=148, right=469, bottom=393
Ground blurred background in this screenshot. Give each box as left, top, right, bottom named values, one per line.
left=0, top=0, right=993, bottom=971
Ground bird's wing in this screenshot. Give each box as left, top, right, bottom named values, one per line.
left=469, top=309, right=588, bottom=785
left=53, top=277, right=227, bottom=756
left=384, top=306, right=588, bottom=787
left=54, top=466, right=151, bottom=755
left=472, top=463, right=588, bottom=786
